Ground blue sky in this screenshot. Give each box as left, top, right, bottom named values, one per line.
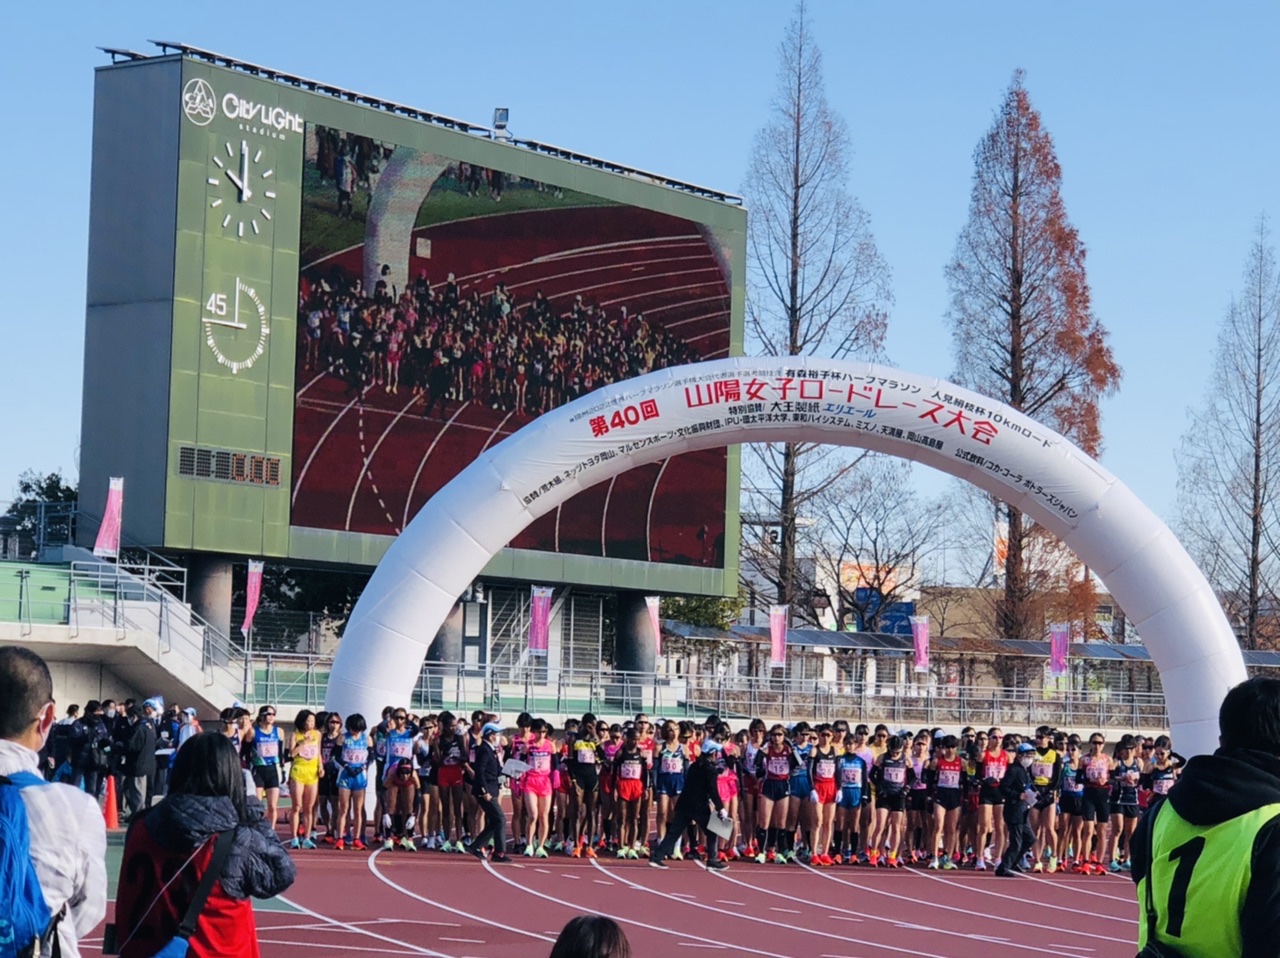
left=3, top=2, right=1278, bottom=528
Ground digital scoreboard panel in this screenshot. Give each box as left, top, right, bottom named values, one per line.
left=80, top=51, right=745, bottom=595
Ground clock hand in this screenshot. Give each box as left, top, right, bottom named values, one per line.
left=202, top=316, right=248, bottom=330
left=225, top=169, right=245, bottom=192
left=239, top=141, right=252, bottom=202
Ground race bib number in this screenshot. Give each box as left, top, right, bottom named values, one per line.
left=816, top=759, right=836, bottom=780
left=341, top=746, right=368, bottom=767
left=1086, top=761, right=1108, bottom=784
left=983, top=761, right=1003, bottom=781
left=444, top=745, right=463, bottom=765
left=840, top=764, right=863, bottom=787
left=1032, top=762, right=1053, bottom=780
left=1123, top=769, right=1140, bottom=786
left=389, top=740, right=412, bottom=760
left=297, top=743, right=319, bottom=761
left=661, top=757, right=684, bottom=774
left=1153, top=777, right=1173, bottom=795
left=576, top=748, right=597, bottom=765
left=258, top=740, right=279, bottom=761
left=883, top=765, right=906, bottom=785
left=938, top=768, right=961, bottom=789
left=767, top=757, right=790, bottom=776
left=620, top=761, right=643, bottom=781
left=530, top=751, right=552, bottom=773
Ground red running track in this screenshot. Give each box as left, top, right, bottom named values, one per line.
left=79, top=851, right=1140, bottom=958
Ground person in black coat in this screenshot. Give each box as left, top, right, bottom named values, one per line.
left=650, top=740, right=730, bottom=870
left=468, top=723, right=511, bottom=862
left=996, top=742, right=1038, bottom=876
left=122, top=706, right=157, bottom=819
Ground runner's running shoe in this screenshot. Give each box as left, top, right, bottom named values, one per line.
left=400, top=838, right=417, bottom=852
left=382, top=839, right=394, bottom=851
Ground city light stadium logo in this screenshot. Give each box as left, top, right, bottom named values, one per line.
left=182, top=78, right=217, bottom=126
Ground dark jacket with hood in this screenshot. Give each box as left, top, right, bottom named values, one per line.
left=1131, top=748, right=1280, bottom=958
left=674, top=752, right=725, bottom=821
left=114, top=793, right=295, bottom=958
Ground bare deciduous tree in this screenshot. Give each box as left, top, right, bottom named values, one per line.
left=947, top=70, right=1120, bottom=641
left=1176, top=218, right=1280, bottom=649
left=741, top=0, right=892, bottom=619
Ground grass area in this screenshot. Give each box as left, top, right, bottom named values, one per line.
left=299, top=163, right=617, bottom=265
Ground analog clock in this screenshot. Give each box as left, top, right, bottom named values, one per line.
left=206, top=138, right=277, bottom=239
left=202, top=277, right=270, bottom=374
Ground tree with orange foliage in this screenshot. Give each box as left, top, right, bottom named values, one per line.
left=947, top=70, right=1121, bottom=642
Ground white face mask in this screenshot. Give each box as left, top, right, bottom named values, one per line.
left=1019, top=755, right=1034, bottom=767
left=106, top=708, right=117, bottom=719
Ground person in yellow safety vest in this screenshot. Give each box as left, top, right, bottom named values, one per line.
left=1133, top=676, right=1280, bottom=957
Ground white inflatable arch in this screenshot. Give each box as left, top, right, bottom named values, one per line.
left=325, top=358, right=1246, bottom=756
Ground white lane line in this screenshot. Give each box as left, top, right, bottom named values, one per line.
left=295, top=367, right=332, bottom=400
left=715, top=899, right=745, bottom=907
left=828, top=915, right=863, bottom=923
left=345, top=390, right=421, bottom=530
left=769, top=907, right=802, bottom=914
left=483, top=860, right=795, bottom=958
left=1050, top=947, right=1095, bottom=953
left=593, top=879, right=614, bottom=885
left=801, top=863, right=1134, bottom=941
left=256, top=939, right=422, bottom=956
left=503, top=254, right=713, bottom=293
left=368, top=850, right=555, bottom=944
left=594, top=860, right=948, bottom=958
left=1016, top=870, right=1141, bottom=904
left=277, top=894, right=454, bottom=958
left=438, top=939, right=485, bottom=945
left=562, top=873, right=581, bottom=880
left=906, top=867, right=1138, bottom=922
left=678, top=944, right=727, bottom=950
left=399, top=399, right=475, bottom=528
left=291, top=384, right=371, bottom=505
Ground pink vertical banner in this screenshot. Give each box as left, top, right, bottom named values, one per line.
left=769, top=604, right=788, bottom=669
left=1050, top=622, right=1070, bottom=676
left=645, top=596, right=663, bottom=657
left=529, top=586, right=554, bottom=657
left=93, top=477, right=124, bottom=558
left=910, top=615, right=930, bottom=673
left=241, top=560, right=265, bottom=637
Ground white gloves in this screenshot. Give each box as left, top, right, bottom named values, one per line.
left=717, top=808, right=729, bottom=821
left=810, top=790, right=820, bottom=804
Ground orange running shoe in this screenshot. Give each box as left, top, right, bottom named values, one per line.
left=334, top=840, right=345, bottom=851
left=353, top=840, right=367, bottom=851
left=572, top=843, right=582, bottom=858
left=585, top=845, right=597, bottom=859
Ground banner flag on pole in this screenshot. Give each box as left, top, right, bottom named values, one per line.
left=645, top=596, right=663, bottom=657
left=529, top=586, right=554, bottom=657
left=93, top=477, right=124, bottom=559
left=1050, top=622, right=1070, bottom=676
left=241, top=560, right=265, bottom=637
left=910, top=614, right=931, bottom=673
left=769, top=605, right=788, bottom=669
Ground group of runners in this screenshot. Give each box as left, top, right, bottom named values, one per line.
left=235, top=703, right=1182, bottom=875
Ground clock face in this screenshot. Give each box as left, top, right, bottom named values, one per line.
left=202, top=277, right=270, bottom=374
left=207, top=138, right=277, bottom=240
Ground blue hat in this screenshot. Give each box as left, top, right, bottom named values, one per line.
left=1016, top=742, right=1036, bottom=753
left=482, top=722, right=503, bottom=736
left=701, top=739, right=723, bottom=754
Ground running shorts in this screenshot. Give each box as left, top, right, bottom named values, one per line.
left=290, top=762, right=320, bottom=787
left=437, top=765, right=464, bottom=790
left=978, top=784, right=1005, bottom=806
left=813, top=779, right=837, bottom=805
left=337, top=770, right=367, bottom=792
left=655, top=772, right=684, bottom=798
left=1034, top=787, right=1058, bottom=811
left=907, top=790, right=930, bottom=814
left=876, top=791, right=907, bottom=813
left=524, top=773, right=553, bottom=798
left=1111, top=802, right=1141, bottom=820
left=1080, top=788, right=1110, bottom=823
left=935, top=788, right=963, bottom=812
left=1058, top=792, right=1082, bottom=817
left=252, top=765, right=281, bottom=791
left=762, top=778, right=790, bottom=803
left=717, top=775, right=739, bottom=805
left=790, top=772, right=812, bottom=796
left=616, top=778, right=644, bottom=803
left=744, top=773, right=762, bottom=796
left=572, top=770, right=600, bottom=795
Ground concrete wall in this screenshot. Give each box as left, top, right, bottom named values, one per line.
left=44, top=659, right=144, bottom=712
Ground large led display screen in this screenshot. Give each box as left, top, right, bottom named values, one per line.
left=290, top=124, right=733, bottom=566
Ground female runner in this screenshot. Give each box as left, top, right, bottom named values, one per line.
left=713, top=722, right=742, bottom=861
left=433, top=712, right=469, bottom=852
left=808, top=724, right=839, bottom=866
left=929, top=734, right=963, bottom=869
left=613, top=727, right=650, bottom=859
left=598, top=724, right=623, bottom=851
left=246, top=705, right=283, bottom=832
left=741, top=719, right=766, bottom=856
left=568, top=721, right=601, bottom=857
left=509, top=713, right=532, bottom=852
left=1075, top=732, right=1112, bottom=874
left=318, top=712, right=344, bottom=844
left=906, top=734, right=932, bottom=862
left=870, top=734, right=913, bottom=866
left=381, top=709, right=418, bottom=851
left=288, top=709, right=322, bottom=849
left=334, top=713, right=371, bottom=851
left=653, top=721, right=688, bottom=858
left=523, top=718, right=556, bottom=857
left=785, top=723, right=814, bottom=862
left=1144, top=735, right=1183, bottom=805
left=975, top=729, right=1009, bottom=870
left=1105, top=735, right=1143, bottom=871
left=754, top=724, right=796, bottom=864
left=834, top=733, right=868, bottom=864
left=412, top=717, right=437, bottom=849
left=1028, top=726, right=1062, bottom=872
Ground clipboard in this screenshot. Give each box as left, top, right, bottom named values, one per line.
left=705, top=811, right=733, bottom=841
left=501, top=758, right=531, bottom=778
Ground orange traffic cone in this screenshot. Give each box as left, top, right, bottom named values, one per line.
left=103, top=776, right=120, bottom=829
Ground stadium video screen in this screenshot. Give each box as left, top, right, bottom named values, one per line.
left=290, top=124, right=732, bottom=566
